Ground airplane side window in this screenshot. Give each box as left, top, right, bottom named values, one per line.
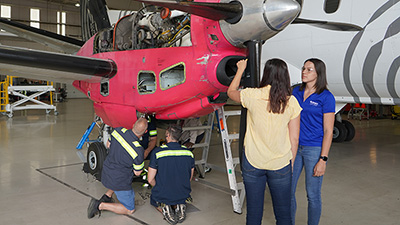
left=138, top=71, right=156, bottom=94
left=324, top=0, right=340, bottom=14
left=160, top=63, right=185, bottom=90
left=100, top=81, right=109, bottom=97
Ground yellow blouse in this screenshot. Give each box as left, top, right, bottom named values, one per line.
left=240, top=85, right=302, bottom=170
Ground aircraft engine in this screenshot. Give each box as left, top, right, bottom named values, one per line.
left=94, top=6, right=191, bottom=53
left=219, top=0, right=300, bottom=47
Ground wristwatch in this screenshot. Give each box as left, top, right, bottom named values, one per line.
left=320, top=156, right=328, bottom=161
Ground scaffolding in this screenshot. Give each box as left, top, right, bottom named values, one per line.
left=0, top=76, right=9, bottom=114
left=0, top=76, right=58, bottom=118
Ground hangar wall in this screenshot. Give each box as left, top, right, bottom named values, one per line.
left=0, top=0, right=86, bottom=98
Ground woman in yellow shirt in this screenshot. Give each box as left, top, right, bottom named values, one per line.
left=228, top=58, right=302, bottom=225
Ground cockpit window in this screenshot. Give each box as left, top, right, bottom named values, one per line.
left=138, top=71, right=156, bottom=94
left=325, top=0, right=340, bottom=14
left=160, top=63, right=186, bottom=90
left=295, top=0, right=302, bottom=6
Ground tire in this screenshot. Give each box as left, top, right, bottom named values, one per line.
left=86, top=142, right=108, bottom=180
left=333, top=121, right=347, bottom=143
left=342, top=120, right=355, bottom=142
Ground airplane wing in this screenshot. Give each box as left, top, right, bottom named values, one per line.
left=0, top=18, right=83, bottom=54
left=0, top=45, right=116, bottom=83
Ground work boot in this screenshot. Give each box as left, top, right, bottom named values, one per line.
left=99, top=194, right=113, bottom=203
left=87, top=198, right=101, bottom=219
left=161, top=204, right=176, bottom=224
left=175, top=204, right=186, bottom=223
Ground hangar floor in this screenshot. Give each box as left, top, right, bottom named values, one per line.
left=0, top=98, right=399, bottom=225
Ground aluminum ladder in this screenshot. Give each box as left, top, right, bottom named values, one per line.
left=181, top=113, right=214, bottom=179
left=216, top=106, right=245, bottom=214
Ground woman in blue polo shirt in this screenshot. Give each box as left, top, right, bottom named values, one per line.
left=291, top=58, right=335, bottom=225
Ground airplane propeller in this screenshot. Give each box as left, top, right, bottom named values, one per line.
left=238, top=41, right=262, bottom=158
left=293, top=18, right=363, bottom=31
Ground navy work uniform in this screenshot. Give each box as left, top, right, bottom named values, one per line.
left=101, top=127, right=145, bottom=191
left=140, top=115, right=157, bottom=151
left=149, top=142, right=194, bottom=206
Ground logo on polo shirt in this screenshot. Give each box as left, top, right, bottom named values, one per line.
left=310, top=101, right=319, bottom=107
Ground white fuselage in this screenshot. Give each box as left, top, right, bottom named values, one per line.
left=263, top=0, right=400, bottom=109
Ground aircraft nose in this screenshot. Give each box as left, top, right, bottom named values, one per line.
left=263, top=0, right=301, bottom=31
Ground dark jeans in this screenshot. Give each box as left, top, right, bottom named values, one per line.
left=242, top=153, right=292, bottom=225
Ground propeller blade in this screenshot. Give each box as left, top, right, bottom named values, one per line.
left=238, top=40, right=262, bottom=163
left=136, top=0, right=242, bottom=22
left=80, top=0, right=111, bottom=41
left=293, top=18, right=362, bottom=31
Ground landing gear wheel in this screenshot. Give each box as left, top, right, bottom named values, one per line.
left=333, top=121, right=348, bottom=143
left=86, top=142, right=108, bottom=180
left=342, top=120, right=355, bottom=141
left=54, top=111, right=59, bottom=116
left=7, top=112, right=13, bottom=118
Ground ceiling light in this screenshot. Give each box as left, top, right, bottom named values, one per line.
left=75, top=3, right=80, bottom=7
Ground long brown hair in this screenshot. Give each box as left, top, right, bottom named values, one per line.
left=259, top=58, right=291, bottom=114
left=300, top=58, right=328, bottom=94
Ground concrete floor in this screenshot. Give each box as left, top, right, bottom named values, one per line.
left=0, top=98, right=399, bottom=225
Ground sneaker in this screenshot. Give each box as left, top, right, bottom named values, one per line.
left=185, top=196, right=193, bottom=204
left=161, top=204, right=176, bottom=224
left=99, top=194, right=113, bottom=203
left=87, top=198, right=101, bottom=219
left=175, top=204, right=186, bottom=223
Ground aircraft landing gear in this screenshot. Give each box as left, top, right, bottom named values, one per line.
left=77, top=116, right=111, bottom=181
left=333, top=121, right=347, bottom=142
left=342, top=120, right=355, bottom=141
left=333, top=115, right=355, bottom=142
left=86, top=142, right=108, bottom=181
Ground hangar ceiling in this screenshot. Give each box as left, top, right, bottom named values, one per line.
left=39, top=0, right=143, bottom=10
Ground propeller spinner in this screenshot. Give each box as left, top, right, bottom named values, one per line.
left=219, top=0, right=301, bottom=47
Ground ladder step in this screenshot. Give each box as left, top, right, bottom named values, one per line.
left=192, top=142, right=208, bottom=148
left=228, top=133, right=239, bottom=140
left=223, top=110, right=241, bottom=117
left=232, top=157, right=240, bottom=165
left=182, top=125, right=212, bottom=131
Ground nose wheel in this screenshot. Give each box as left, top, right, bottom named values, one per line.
left=86, top=142, right=108, bottom=180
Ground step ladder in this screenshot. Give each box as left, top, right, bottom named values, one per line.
left=181, top=113, right=214, bottom=179
left=216, top=106, right=245, bottom=214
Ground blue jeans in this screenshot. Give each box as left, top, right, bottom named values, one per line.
left=291, top=145, right=323, bottom=225
left=242, top=153, right=292, bottom=225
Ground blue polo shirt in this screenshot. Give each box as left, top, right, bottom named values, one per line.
left=292, top=86, right=335, bottom=146
left=149, top=142, right=194, bottom=205
left=101, top=127, right=145, bottom=191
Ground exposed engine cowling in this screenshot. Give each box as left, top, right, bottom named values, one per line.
left=94, top=6, right=191, bottom=54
